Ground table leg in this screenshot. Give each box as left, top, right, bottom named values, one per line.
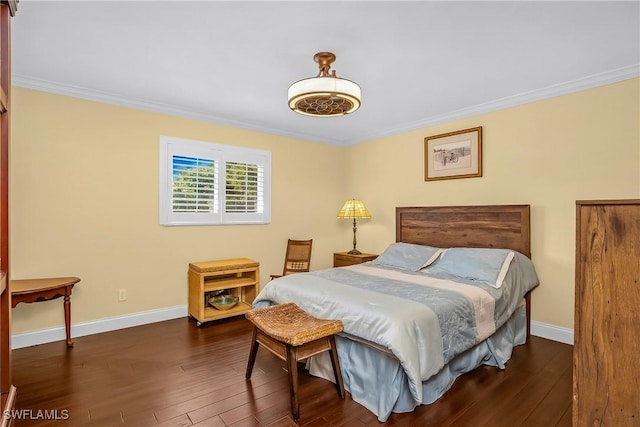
left=63, top=292, right=73, bottom=348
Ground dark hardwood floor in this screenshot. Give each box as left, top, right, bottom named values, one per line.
left=10, top=316, right=573, bottom=426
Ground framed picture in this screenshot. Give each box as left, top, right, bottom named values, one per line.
left=424, top=126, right=482, bottom=181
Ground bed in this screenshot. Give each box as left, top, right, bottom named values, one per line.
left=253, top=205, right=538, bottom=422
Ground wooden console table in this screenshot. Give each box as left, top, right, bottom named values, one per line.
left=10, top=277, right=81, bottom=348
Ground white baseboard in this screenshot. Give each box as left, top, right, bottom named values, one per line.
left=12, top=306, right=574, bottom=349
left=530, top=320, right=574, bottom=345
left=11, top=305, right=188, bottom=349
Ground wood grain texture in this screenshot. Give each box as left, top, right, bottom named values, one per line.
left=11, top=316, right=572, bottom=426
left=0, top=1, right=14, bottom=409
left=574, top=201, right=640, bottom=427
left=396, top=205, right=530, bottom=257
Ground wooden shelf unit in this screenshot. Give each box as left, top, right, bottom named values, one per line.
left=188, top=258, right=259, bottom=326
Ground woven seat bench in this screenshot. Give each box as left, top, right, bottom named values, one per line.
left=245, top=302, right=345, bottom=420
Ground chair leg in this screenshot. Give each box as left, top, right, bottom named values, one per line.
left=328, top=335, right=345, bottom=399
left=286, top=345, right=300, bottom=420
left=245, top=327, right=259, bottom=379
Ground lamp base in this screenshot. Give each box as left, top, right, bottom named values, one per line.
left=347, top=249, right=362, bottom=255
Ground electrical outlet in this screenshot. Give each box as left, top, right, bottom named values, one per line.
left=118, top=289, right=127, bottom=302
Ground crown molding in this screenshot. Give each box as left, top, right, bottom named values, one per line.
left=10, top=74, right=326, bottom=143
left=13, top=64, right=639, bottom=147
left=348, top=64, right=640, bottom=145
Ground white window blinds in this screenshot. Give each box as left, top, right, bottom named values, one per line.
left=160, top=136, right=271, bottom=226
left=172, top=155, right=218, bottom=213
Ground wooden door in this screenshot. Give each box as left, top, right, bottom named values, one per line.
left=0, top=0, right=17, bottom=411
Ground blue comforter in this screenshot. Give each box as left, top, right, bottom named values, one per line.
left=253, top=252, right=538, bottom=420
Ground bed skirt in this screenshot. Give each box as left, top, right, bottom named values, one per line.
left=307, top=303, right=527, bottom=422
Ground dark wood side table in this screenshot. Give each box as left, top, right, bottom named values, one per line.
left=11, top=277, right=81, bottom=347
left=333, top=252, right=378, bottom=267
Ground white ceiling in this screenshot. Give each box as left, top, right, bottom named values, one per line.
left=10, top=1, right=640, bottom=146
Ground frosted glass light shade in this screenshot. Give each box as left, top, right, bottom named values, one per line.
left=288, top=77, right=361, bottom=117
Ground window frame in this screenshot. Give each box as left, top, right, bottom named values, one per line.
left=159, top=136, right=271, bottom=226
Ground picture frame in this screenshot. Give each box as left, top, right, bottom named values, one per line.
left=424, top=126, right=482, bottom=181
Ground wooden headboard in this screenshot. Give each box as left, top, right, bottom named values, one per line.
left=396, top=205, right=531, bottom=258
left=396, top=204, right=533, bottom=336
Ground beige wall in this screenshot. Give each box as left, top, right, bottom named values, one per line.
left=343, top=78, right=640, bottom=329
left=10, top=88, right=348, bottom=333
left=9, top=78, right=640, bottom=335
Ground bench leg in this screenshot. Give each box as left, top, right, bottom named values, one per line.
left=328, top=336, right=345, bottom=399
left=245, top=327, right=259, bottom=379
left=286, top=345, right=300, bottom=420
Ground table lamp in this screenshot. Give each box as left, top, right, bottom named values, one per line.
left=337, top=198, right=371, bottom=255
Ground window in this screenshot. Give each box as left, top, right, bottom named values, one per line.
left=159, top=136, right=271, bottom=225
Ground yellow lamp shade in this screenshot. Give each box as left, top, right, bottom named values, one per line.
left=337, top=199, right=371, bottom=219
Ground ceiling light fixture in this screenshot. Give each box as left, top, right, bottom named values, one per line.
left=288, top=52, right=361, bottom=117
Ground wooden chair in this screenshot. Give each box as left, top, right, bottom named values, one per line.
left=245, top=303, right=345, bottom=420
left=270, top=239, right=312, bottom=280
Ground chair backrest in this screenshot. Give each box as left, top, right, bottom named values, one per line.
left=281, top=239, right=313, bottom=276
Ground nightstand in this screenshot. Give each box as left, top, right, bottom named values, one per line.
left=333, top=252, right=378, bottom=267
